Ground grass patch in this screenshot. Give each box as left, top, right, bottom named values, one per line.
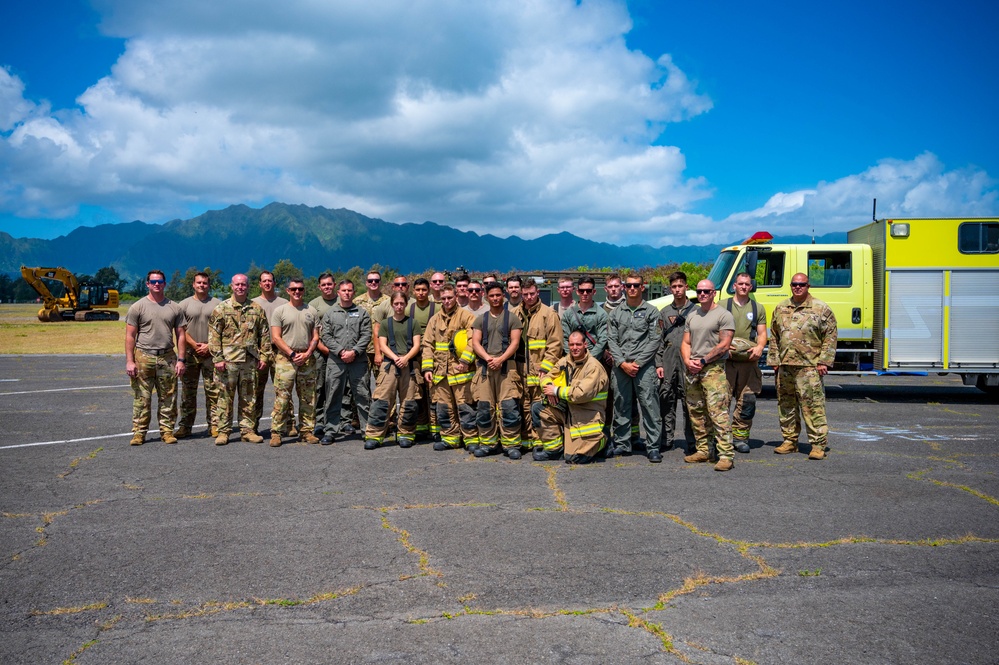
left=0, top=304, right=127, bottom=354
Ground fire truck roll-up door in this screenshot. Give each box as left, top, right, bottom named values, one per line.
left=886, top=270, right=999, bottom=369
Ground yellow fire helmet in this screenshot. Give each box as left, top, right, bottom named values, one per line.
left=551, top=368, right=568, bottom=388
left=453, top=329, right=468, bottom=356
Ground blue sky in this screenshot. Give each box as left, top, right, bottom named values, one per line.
left=1, top=0, right=997, bottom=246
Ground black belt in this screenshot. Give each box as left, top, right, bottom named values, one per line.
left=138, top=348, right=173, bottom=356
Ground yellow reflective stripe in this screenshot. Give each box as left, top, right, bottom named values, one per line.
left=570, top=423, right=603, bottom=438
left=459, top=349, right=475, bottom=364
left=527, top=339, right=547, bottom=349
left=434, top=342, right=450, bottom=351
left=421, top=359, right=433, bottom=370
left=526, top=376, right=540, bottom=386
left=592, top=391, right=608, bottom=402
left=447, top=371, right=474, bottom=385
left=541, top=437, right=563, bottom=451
left=539, top=360, right=554, bottom=372
left=557, top=386, right=569, bottom=400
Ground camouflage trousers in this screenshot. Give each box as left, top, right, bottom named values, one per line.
left=253, top=360, right=292, bottom=433
left=471, top=361, right=524, bottom=452
left=271, top=354, right=317, bottom=435
left=131, top=349, right=179, bottom=435
left=776, top=365, right=828, bottom=446
left=429, top=378, right=477, bottom=449
left=365, top=362, right=422, bottom=445
left=725, top=360, right=762, bottom=441
left=685, top=362, right=734, bottom=459
left=178, top=352, right=219, bottom=431
left=214, top=359, right=259, bottom=435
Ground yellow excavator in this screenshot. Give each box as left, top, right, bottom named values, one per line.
left=20, top=266, right=121, bottom=322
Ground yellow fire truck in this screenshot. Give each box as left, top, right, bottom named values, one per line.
left=651, top=218, right=999, bottom=394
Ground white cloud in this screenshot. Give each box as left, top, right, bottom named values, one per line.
left=0, top=0, right=715, bottom=234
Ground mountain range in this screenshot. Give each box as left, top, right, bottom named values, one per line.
left=0, top=202, right=847, bottom=280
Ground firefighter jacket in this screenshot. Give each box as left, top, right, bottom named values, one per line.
left=607, top=300, right=661, bottom=368
left=519, top=301, right=564, bottom=388
left=766, top=295, right=838, bottom=367
left=421, top=305, right=477, bottom=386
left=209, top=297, right=272, bottom=365
left=320, top=301, right=372, bottom=360
left=541, top=353, right=608, bottom=439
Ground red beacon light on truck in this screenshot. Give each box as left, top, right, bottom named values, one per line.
left=742, top=231, right=774, bottom=245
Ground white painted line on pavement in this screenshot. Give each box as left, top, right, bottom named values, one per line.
left=0, top=418, right=274, bottom=451
left=0, top=384, right=130, bottom=396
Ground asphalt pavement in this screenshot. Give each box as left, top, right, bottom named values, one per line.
left=1, top=355, right=997, bottom=664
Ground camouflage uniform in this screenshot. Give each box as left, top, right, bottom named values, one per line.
left=178, top=294, right=221, bottom=434
left=251, top=293, right=288, bottom=433
left=684, top=306, right=736, bottom=460
left=517, top=300, right=563, bottom=449
left=421, top=305, right=478, bottom=449
left=209, top=297, right=273, bottom=436
left=270, top=302, right=319, bottom=436
left=656, top=299, right=696, bottom=449
left=125, top=297, right=186, bottom=439
left=767, top=295, right=837, bottom=450
left=538, top=352, right=608, bottom=460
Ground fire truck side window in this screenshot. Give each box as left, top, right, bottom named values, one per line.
left=958, top=222, right=999, bottom=254
left=807, top=251, right=852, bottom=287
left=730, top=252, right=784, bottom=293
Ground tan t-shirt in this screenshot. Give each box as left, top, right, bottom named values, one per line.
left=179, top=295, right=220, bottom=343
left=126, top=297, right=185, bottom=352
left=684, top=305, right=735, bottom=360
left=252, top=294, right=289, bottom=326
left=271, top=302, right=319, bottom=351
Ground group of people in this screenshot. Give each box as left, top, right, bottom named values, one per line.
left=124, top=266, right=837, bottom=470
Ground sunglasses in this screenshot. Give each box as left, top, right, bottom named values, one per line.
left=367, top=278, right=381, bottom=283
left=147, top=279, right=165, bottom=285
left=431, top=279, right=445, bottom=284
left=624, top=283, right=643, bottom=289
left=393, top=282, right=408, bottom=287
left=468, top=288, right=483, bottom=293
left=288, top=287, right=304, bottom=292
left=791, top=282, right=809, bottom=287
left=696, top=289, right=714, bottom=295
left=577, top=288, right=594, bottom=294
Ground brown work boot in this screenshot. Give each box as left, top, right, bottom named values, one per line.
left=174, top=426, right=191, bottom=439
left=288, top=423, right=299, bottom=438
left=808, top=445, right=827, bottom=460
left=299, top=432, right=320, bottom=444
left=684, top=451, right=710, bottom=463
left=270, top=433, right=282, bottom=447
left=210, top=426, right=219, bottom=438
left=215, top=432, right=229, bottom=446
left=714, top=458, right=734, bottom=472
left=129, top=432, right=145, bottom=446
left=241, top=431, right=264, bottom=443
left=774, top=441, right=798, bottom=455
left=161, top=431, right=178, bottom=444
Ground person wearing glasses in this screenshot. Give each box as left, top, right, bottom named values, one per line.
left=552, top=277, right=576, bottom=320
left=124, top=270, right=187, bottom=446
left=681, top=280, right=736, bottom=471
left=767, top=273, right=837, bottom=460
left=429, top=272, right=447, bottom=303
left=607, top=276, right=663, bottom=462
left=462, top=279, right=489, bottom=317
left=352, top=271, right=390, bottom=432
left=721, top=272, right=768, bottom=454
left=251, top=270, right=289, bottom=438
left=560, top=277, right=607, bottom=359
left=208, top=274, right=273, bottom=446
left=176, top=271, right=220, bottom=440
left=268, top=278, right=320, bottom=447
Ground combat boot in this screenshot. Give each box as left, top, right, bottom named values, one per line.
left=270, top=433, right=282, bottom=447
left=130, top=432, right=145, bottom=446
left=774, top=441, right=798, bottom=454
left=299, top=432, right=320, bottom=444
left=808, top=444, right=827, bottom=460
left=161, top=431, right=178, bottom=444
left=215, top=432, right=229, bottom=446
left=684, top=451, right=710, bottom=463
left=210, top=426, right=219, bottom=438
left=241, top=431, right=264, bottom=443
left=714, top=458, right=734, bottom=472
left=288, top=424, right=298, bottom=438
left=174, top=426, right=191, bottom=439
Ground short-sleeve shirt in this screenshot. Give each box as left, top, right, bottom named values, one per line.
left=379, top=314, right=423, bottom=356
left=178, top=295, right=220, bottom=343
left=475, top=307, right=523, bottom=356
left=271, top=302, right=318, bottom=351
left=685, top=306, right=735, bottom=360
left=126, top=297, right=185, bottom=352
left=725, top=299, right=767, bottom=342
left=252, top=294, right=289, bottom=326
